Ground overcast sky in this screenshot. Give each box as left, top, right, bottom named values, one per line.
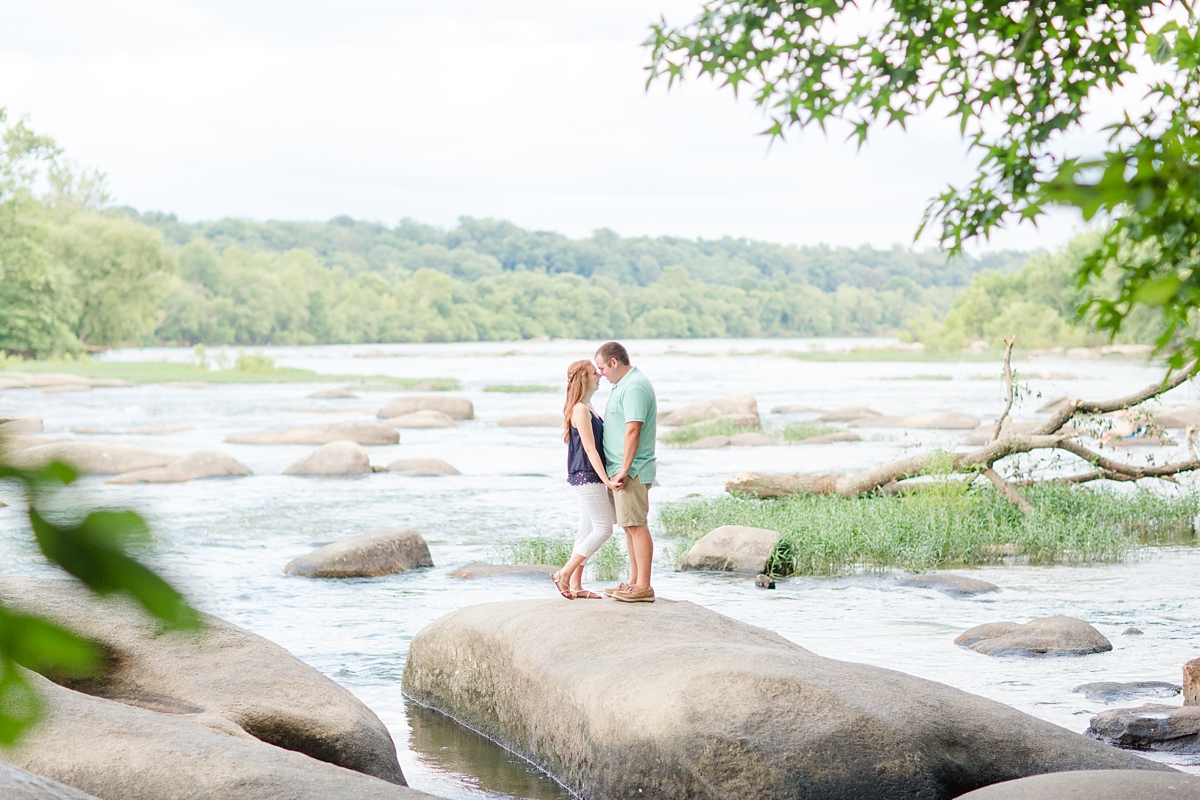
left=1, top=0, right=1120, bottom=251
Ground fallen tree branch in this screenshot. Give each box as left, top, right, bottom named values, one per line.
left=981, top=467, right=1032, bottom=514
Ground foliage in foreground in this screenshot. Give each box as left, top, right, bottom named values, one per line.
left=0, top=453, right=198, bottom=744
left=658, top=485, right=1199, bottom=576
left=491, top=535, right=624, bottom=582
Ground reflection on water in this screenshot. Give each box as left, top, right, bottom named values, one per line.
left=404, top=699, right=573, bottom=800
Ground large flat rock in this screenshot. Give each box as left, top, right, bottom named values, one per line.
left=0, top=577, right=403, bottom=784
left=0, top=413, right=43, bottom=434
left=403, top=599, right=1163, bottom=800
left=847, top=412, right=980, bottom=429
left=384, top=410, right=458, bottom=428
left=6, top=443, right=177, bottom=475
left=956, top=770, right=1200, bottom=799
left=385, top=458, right=461, bottom=476
left=377, top=395, right=474, bottom=420
left=106, top=450, right=251, bottom=484
left=956, top=617, right=1113, bottom=656
left=659, top=394, right=758, bottom=426
left=1087, top=704, right=1200, bottom=753
left=3, top=672, right=438, bottom=800
left=285, top=528, right=433, bottom=578
left=0, top=762, right=100, bottom=800
left=226, top=423, right=398, bottom=445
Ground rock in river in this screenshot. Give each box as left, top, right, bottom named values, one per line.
left=377, top=395, right=474, bottom=420
left=106, top=450, right=252, bottom=484
left=6, top=442, right=177, bottom=474
left=449, top=563, right=558, bottom=579
left=385, top=458, right=461, bottom=476
left=956, top=770, right=1200, bottom=800
left=899, top=573, right=999, bottom=597
left=0, top=413, right=43, bottom=435
left=1073, top=682, right=1181, bottom=704
left=285, top=528, right=433, bottom=578
left=227, top=423, right=398, bottom=445
left=308, top=389, right=359, bottom=399
left=385, top=410, right=458, bottom=428
left=658, top=393, right=758, bottom=427
left=817, top=406, right=881, bottom=422
left=283, top=441, right=372, bottom=475
left=729, top=432, right=776, bottom=446
left=0, top=576, right=407, bottom=785
left=1087, top=704, right=1200, bottom=753
left=847, top=412, right=980, bottom=429
left=956, top=616, right=1112, bottom=656
left=687, top=435, right=730, bottom=449
left=403, top=599, right=1164, bottom=800
left=498, top=414, right=561, bottom=427
left=0, top=762, right=101, bottom=800
left=680, top=525, right=782, bottom=574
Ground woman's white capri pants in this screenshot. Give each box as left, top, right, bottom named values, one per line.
left=573, top=482, right=615, bottom=559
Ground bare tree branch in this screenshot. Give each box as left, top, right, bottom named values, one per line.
left=990, top=335, right=1016, bottom=444
left=981, top=467, right=1032, bottom=514
left=1034, top=363, right=1196, bottom=436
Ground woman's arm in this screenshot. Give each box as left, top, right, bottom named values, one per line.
left=572, top=403, right=613, bottom=489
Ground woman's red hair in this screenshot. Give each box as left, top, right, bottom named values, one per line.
left=563, top=359, right=595, bottom=443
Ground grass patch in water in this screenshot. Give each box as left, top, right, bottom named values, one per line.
left=484, top=383, right=556, bottom=393
left=777, top=422, right=842, bottom=442
left=491, top=534, right=624, bottom=582
left=882, top=374, right=954, bottom=381
left=661, top=419, right=761, bottom=445
left=0, top=359, right=459, bottom=389
left=658, top=484, right=1199, bottom=576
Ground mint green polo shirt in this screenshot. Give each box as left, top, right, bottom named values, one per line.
left=602, top=366, right=657, bottom=484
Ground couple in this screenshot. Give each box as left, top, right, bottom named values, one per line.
left=551, top=341, right=657, bottom=604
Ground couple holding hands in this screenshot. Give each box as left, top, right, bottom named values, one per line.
left=552, top=341, right=657, bottom=604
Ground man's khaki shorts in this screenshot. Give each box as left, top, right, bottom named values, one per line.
left=614, top=475, right=650, bottom=527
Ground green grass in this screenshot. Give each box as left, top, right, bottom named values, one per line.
left=658, top=484, right=1199, bottom=576
left=777, top=422, right=842, bottom=442
left=491, top=534, right=624, bottom=581
left=661, top=418, right=762, bottom=445
left=484, top=384, right=556, bottom=393
left=0, top=359, right=460, bottom=389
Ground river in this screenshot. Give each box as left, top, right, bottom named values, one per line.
left=2, top=339, right=1199, bottom=797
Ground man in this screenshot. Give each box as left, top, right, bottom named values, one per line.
left=595, top=341, right=657, bottom=603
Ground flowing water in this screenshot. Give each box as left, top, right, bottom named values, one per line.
left=3, top=339, right=1200, bottom=797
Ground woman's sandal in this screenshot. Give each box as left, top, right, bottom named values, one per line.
left=570, top=590, right=602, bottom=599
left=551, top=573, right=573, bottom=599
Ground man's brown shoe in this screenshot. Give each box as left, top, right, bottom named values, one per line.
left=612, top=586, right=655, bottom=603
left=603, top=582, right=630, bottom=597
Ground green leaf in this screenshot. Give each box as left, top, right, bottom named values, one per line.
left=1132, top=274, right=1184, bottom=306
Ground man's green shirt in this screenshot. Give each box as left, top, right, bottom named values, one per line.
left=602, top=366, right=657, bottom=485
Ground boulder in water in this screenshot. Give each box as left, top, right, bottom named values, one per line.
left=1087, top=704, right=1200, bottom=753
left=284, top=528, right=433, bottom=578
left=130, top=424, right=192, bottom=435
left=687, top=435, right=730, bottom=449
left=0, top=576, right=407, bottom=785
left=848, top=412, right=980, bottom=429
left=0, top=761, right=102, bottom=800
left=71, top=426, right=113, bottom=435
left=450, top=563, right=558, bottom=579
left=107, top=450, right=252, bottom=484
left=771, top=405, right=824, bottom=414
left=227, top=423, right=398, bottom=445
left=1, top=435, right=59, bottom=451
left=956, top=616, right=1113, bottom=656
left=817, top=406, right=881, bottom=422
left=403, top=599, right=1165, bottom=800
left=962, top=420, right=1041, bottom=445
left=377, top=395, right=473, bottom=420
left=729, top=432, right=776, bottom=446
left=956, top=771, right=1200, bottom=800
left=1073, top=682, right=1181, bottom=704
left=498, top=414, right=561, bottom=427
left=385, top=458, right=460, bottom=476
left=1156, top=405, right=1200, bottom=428
left=308, top=389, right=359, bottom=399
left=6, top=442, right=177, bottom=475
left=899, top=574, right=1000, bottom=597
left=0, top=413, right=43, bottom=435
left=385, top=410, right=458, bottom=428
left=283, top=441, right=372, bottom=475
left=681, top=525, right=782, bottom=574
left=796, top=431, right=861, bottom=444
left=658, top=393, right=759, bottom=427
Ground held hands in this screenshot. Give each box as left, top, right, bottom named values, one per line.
left=610, top=470, right=629, bottom=491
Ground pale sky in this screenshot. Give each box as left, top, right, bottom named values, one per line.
left=0, top=0, right=1114, bottom=251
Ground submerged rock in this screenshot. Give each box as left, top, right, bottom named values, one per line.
left=403, top=599, right=1164, bottom=800
left=956, top=770, right=1200, bottom=800
left=1087, top=704, right=1200, bottom=753
left=283, top=441, right=372, bottom=475
left=817, top=406, right=881, bottom=422
left=385, top=410, right=458, bottom=428
left=1073, top=682, right=1181, bottom=704
left=308, top=389, right=359, bottom=399
left=681, top=525, right=782, bottom=574
left=898, top=574, right=1000, bottom=597
left=106, top=450, right=252, bottom=484
left=956, top=616, right=1112, bottom=656
left=658, top=394, right=759, bottom=427
left=285, top=528, right=433, bottom=578
left=449, top=563, right=558, bottom=579
left=6, top=442, right=177, bottom=475
left=497, top=414, right=561, bottom=427
left=0, top=762, right=101, bottom=800
left=227, top=423, right=398, bottom=445
left=0, top=577, right=407, bottom=785
left=377, top=395, right=474, bottom=420
left=754, top=574, right=776, bottom=589
left=385, top=458, right=461, bottom=476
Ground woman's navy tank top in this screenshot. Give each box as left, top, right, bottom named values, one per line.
left=567, top=409, right=606, bottom=486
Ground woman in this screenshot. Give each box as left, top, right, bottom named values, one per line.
left=551, top=359, right=616, bottom=599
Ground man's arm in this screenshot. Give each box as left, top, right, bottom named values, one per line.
left=613, top=420, right=643, bottom=490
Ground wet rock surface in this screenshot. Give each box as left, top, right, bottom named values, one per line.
left=898, top=573, right=1000, bottom=597
left=956, top=616, right=1113, bottom=656
left=1087, top=704, right=1200, bottom=752
left=1074, top=682, right=1181, bottom=704
left=404, top=599, right=1165, bottom=800
left=285, top=528, right=434, bottom=578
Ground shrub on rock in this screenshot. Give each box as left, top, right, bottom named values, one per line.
left=285, top=529, right=434, bottom=578
left=956, top=616, right=1112, bottom=656
left=283, top=441, right=372, bottom=476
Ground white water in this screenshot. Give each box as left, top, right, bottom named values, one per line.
left=3, top=339, right=1199, bottom=798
